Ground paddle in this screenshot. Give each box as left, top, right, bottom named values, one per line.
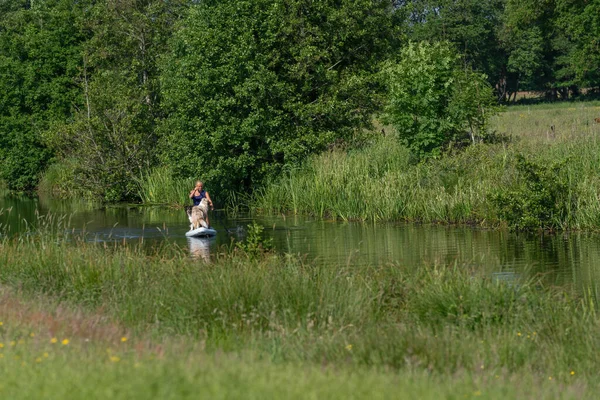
left=211, top=208, right=233, bottom=235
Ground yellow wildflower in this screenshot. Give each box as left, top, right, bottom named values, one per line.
left=61, top=339, right=69, bottom=345
left=9, top=341, right=16, bottom=347
left=345, top=344, right=352, bottom=351
left=570, top=371, right=575, bottom=376
left=110, top=356, right=120, bottom=363
left=548, top=376, right=553, bottom=381
left=0, top=322, right=3, bottom=326
left=50, top=338, right=58, bottom=344
left=121, top=337, right=127, bottom=343
left=517, top=332, right=522, bottom=336
left=0, top=354, right=3, bottom=359
left=43, top=352, right=49, bottom=358
left=29, top=333, right=35, bottom=338
left=0, top=343, right=4, bottom=348
left=35, top=357, right=42, bottom=363
left=17, top=339, right=24, bottom=345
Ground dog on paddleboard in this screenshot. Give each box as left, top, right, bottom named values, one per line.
left=185, top=198, right=209, bottom=230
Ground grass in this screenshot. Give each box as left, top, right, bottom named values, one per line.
left=253, top=102, right=600, bottom=229
left=136, top=166, right=196, bottom=206
left=0, top=225, right=599, bottom=397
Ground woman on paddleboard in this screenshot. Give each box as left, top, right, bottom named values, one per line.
left=189, top=181, right=214, bottom=226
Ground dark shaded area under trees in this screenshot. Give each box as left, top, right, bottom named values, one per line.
left=0, top=0, right=599, bottom=200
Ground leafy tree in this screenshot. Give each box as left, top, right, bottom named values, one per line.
left=555, top=0, right=600, bottom=89
left=159, top=0, right=402, bottom=195
left=404, top=0, right=508, bottom=98
left=383, top=41, right=497, bottom=159
left=500, top=0, right=572, bottom=97
left=0, top=0, right=88, bottom=191
left=44, top=0, right=188, bottom=201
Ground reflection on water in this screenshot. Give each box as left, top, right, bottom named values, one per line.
left=3, top=195, right=600, bottom=294
left=188, top=237, right=213, bottom=262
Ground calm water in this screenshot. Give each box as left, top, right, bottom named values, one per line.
left=2, top=195, right=600, bottom=293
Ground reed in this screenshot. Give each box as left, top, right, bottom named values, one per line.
left=136, top=166, right=196, bottom=206
left=254, top=102, right=600, bottom=229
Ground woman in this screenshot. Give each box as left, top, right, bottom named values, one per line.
left=189, top=181, right=214, bottom=226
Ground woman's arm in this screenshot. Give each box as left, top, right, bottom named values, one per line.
left=205, top=192, right=214, bottom=209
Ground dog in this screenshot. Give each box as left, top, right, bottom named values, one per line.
left=185, top=198, right=209, bottom=230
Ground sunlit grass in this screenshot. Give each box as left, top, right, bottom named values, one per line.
left=253, top=102, right=600, bottom=229
left=136, top=166, right=196, bottom=206
left=0, top=234, right=598, bottom=398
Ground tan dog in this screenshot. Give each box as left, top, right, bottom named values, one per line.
left=185, top=198, right=209, bottom=230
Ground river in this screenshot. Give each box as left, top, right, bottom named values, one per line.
left=2, top=195, right=600, bottom=295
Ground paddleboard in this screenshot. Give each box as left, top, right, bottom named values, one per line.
left=185, top=227, right=217, bottom=238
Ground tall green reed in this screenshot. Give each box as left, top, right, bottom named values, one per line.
left=136, top=166, right=196, bottom=206
left=254, top=103, right=600, bottom=230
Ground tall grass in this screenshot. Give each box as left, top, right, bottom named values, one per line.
left=38, top=159, right=85, bottom=198
left=136, top=166, right=196, bottom=206
left=1, top=230, right=600, bottom=380
left=254, top=103, right=600, bottom=229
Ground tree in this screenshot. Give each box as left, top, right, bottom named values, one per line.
left=0, top=0, right=88, bottom=191
left=44, top=0, right=188, bottom=201
left=500, top=0, right=572, bottom=98
left=383, top=41, right=497, bottom=159
left=159, top=0, right=402, bottom=195
left=404, top=0, right=510, bottom=100
left=555, top=0, right=600, bottom=90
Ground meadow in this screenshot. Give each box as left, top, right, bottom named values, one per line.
left=0, top=220, right=599, bottom=398
left=253, top=102, right=600, bottom=230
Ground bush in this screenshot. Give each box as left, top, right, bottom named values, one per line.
left=491, top=154, right=575, bottom=230
left=383, top=41, right=498, bottom=159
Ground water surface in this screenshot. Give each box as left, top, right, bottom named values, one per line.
left=2, top=195, right=600, bottom=293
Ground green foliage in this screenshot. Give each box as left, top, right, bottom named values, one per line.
left=405, top=0, right=507, bottom=91
left=159, top=0, right=401, bottom=195
left=136, top=166, right=195, bottom=206
left=383, top=41, right=497, bottom=159
left=37, top=159, right=82, bottom=198
left=0, top=0, right=88, bottom=191
left=43, top=0, right=188, bottom=202
left=491, top=155, right=574, bottom=231
left=255, top=103, right=600, bottom=228
left=555, top=0, right=600, bottom=88
left=236, top=222, right=273, bottom=260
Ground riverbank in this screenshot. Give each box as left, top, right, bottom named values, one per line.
left=0, top=230, right=599, bottom=397
left=253, top=102, right=600, bottom=230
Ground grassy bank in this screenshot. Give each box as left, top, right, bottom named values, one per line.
left=0, top=230, right=599, bottom=397
left=253, top=102, right=600, bottom=229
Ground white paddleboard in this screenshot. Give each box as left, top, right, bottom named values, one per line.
left=185, top=227, right=217, bottom=238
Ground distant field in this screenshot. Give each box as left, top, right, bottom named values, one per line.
left=491, top=101, right=600, bottom=143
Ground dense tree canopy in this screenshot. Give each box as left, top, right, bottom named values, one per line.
left=0, top=0, right=599, bottom=199
left=0, top=0, right=88, bottom=191
left=159, top=0, right=401, bottom=193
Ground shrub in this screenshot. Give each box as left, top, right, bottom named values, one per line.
left=491, top=154, right=575, bottom=230
left=383, top=41, right=498, bottom=159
